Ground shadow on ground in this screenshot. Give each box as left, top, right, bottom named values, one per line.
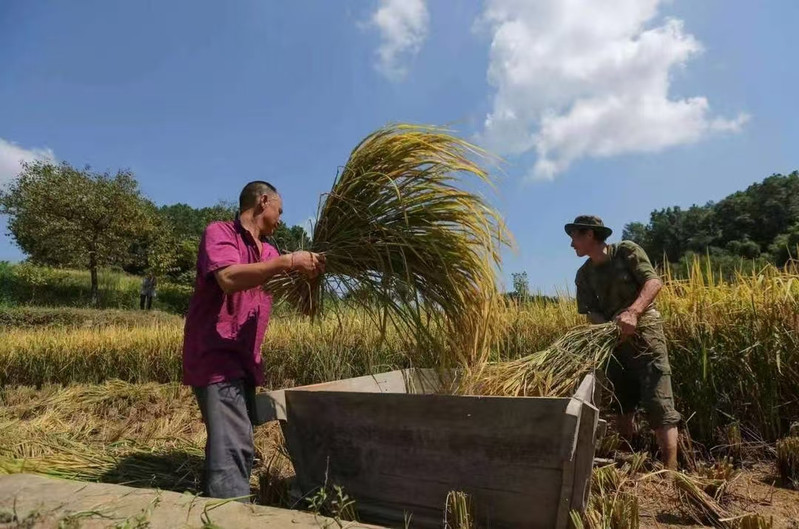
left=655, top=511, right=698, bottom=526
left=100, top=450, right=203, bottom=494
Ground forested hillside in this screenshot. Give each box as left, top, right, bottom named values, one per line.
left=623, top=171, right=799, bottom=274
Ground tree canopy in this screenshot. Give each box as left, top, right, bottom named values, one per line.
left=623, top=171, right=799, bottom=275
left=0, top=161, right=163, bottom=303
left=1, top=161, right=313, bottom=293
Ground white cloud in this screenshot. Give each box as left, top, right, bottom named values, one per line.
left=0, top=138, right=56, bottom=187
left=370, top=0, right=429, bottom=81
left=478, top=0, right=748, bottom=180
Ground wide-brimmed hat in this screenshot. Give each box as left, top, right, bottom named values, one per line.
left=564, top=215, right=613, bottom=239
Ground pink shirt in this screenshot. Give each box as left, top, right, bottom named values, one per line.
left=182, top=220, right=278, bottom=387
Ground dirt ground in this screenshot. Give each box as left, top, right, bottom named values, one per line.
left=634, top=464, right=799, bottom=528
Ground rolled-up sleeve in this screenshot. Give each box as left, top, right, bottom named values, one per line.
left=197, top=223, right=240, bottom=278
left=620, top=241, right=659, bottom=286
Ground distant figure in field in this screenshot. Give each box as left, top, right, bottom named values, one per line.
left=182, top=181, right=324, bottom=500
left=565, top=215, right=681, bottom=469
left=139, top=273, right=157, bottom=310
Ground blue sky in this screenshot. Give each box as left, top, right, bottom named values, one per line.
left=1, top=1, right=797, bottom=293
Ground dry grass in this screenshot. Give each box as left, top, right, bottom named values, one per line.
left=0, top=381, right=287, bottom=499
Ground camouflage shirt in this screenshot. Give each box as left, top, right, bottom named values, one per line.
left=575, top=241, right=660, bottom=321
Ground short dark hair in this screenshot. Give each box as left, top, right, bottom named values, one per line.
left=573, top=227, right=610, bottom=243
left=239, top=181, right=278, bottom=211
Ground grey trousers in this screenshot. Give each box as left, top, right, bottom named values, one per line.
left=193, top=379, right=257, bottom=500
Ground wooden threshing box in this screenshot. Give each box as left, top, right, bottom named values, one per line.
left=255, top=369, right=600, bottom=529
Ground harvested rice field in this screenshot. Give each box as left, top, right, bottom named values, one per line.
left=2, top=217, right=799, bottom=527
left=2, top=381, right=799, bottom=528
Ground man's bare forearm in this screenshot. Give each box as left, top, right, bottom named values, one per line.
left=627, top=278, right=662, bottom=316
left=214, top=255, right=292, bottom=294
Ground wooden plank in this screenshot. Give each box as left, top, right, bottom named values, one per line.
left=571, top=401, right=599, bottom=511
left=405, top=368, right=458, bottom=395
left=568, top=373, right=601, bottom=515
left=554, top=398, right=583, bottom=529
left=282, top=391, right=573, bottom=528
left=572, top=373, right=597, bottom=405
left=291, top=370, right=409, bottom=394
left=355, top=468, right=565, bottom=528
left=254, top=369, right=410, bottom=423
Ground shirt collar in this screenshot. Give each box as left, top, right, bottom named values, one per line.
left=234, top=218, right=269, bottom=245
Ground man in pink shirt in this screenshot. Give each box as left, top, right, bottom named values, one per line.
left=183, top=181, right=323, bottom=499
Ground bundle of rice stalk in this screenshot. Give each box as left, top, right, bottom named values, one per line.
left=267, top=124, right=509, bottom=367
left=673, top=471, right=731, bottom=527
left=570, top=492, right=639, bottom=529
left=696, top=458, right=738, bottom=499
left=591, top=464, right=622, bottom=495
left=727, top=514, right=774, bottom=529
left=776, top=436, right=799, bottom=488
left=465, top=322, right=621, bottom=397
left=717, top=423, right=743, bottom=463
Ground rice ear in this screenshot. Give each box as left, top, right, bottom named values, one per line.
left=266, top=124, right=511, bottom=368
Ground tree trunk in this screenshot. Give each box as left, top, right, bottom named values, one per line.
left=89, top=253, right=99, bottom=307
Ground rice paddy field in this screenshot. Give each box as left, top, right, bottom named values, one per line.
left=2, top=260, right=799, bottom=528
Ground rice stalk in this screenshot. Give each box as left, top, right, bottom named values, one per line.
left=725, top=514, right=774, bottom=529
left=266, top=124, right=510, bottom=368
left=699, top=459, right=737, bottom=482
left=596, top=432, right=621, bottom=460
left=582, top=492, right=639, bottom=529
left=626, top=452, right=650, bottom=477
left=776, top=436, right=799, bottom=488
left=444, top=491, right=475, bottom=529
left=717, top=423, right=743, bottom=463
left=591, top=464, right=622, bottom=495
left=572, top=465, right=638, bottom=529
left=673, top=471, right=731, bottom=526
left=464, top=322, right=621, bottom=397
left=0, top=441, right=203, bottom=492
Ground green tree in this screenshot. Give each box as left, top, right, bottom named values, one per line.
left=272, top=223, right=311, bottom=253
left=158, top=202, right=237, bottom=239
left=127, top=204, right=180, bottom=276
left=622, top=221, right=650, bottom=249
left=511, top=271, right=530, bottom=301
left=0, top=161, right=162, bottom=305
left=154, top=202, right=237, bottom=283
left=157, top=202, right=311, bottom=283
left=769, top=223, right=799, bottom=266
left=628, top=171, right=799, bottom=270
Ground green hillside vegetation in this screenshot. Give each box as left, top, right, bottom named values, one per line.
left=623, top=171, right=799, bottom=277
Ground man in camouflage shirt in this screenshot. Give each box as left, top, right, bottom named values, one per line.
left=565, top=215, right=680, bottom=469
